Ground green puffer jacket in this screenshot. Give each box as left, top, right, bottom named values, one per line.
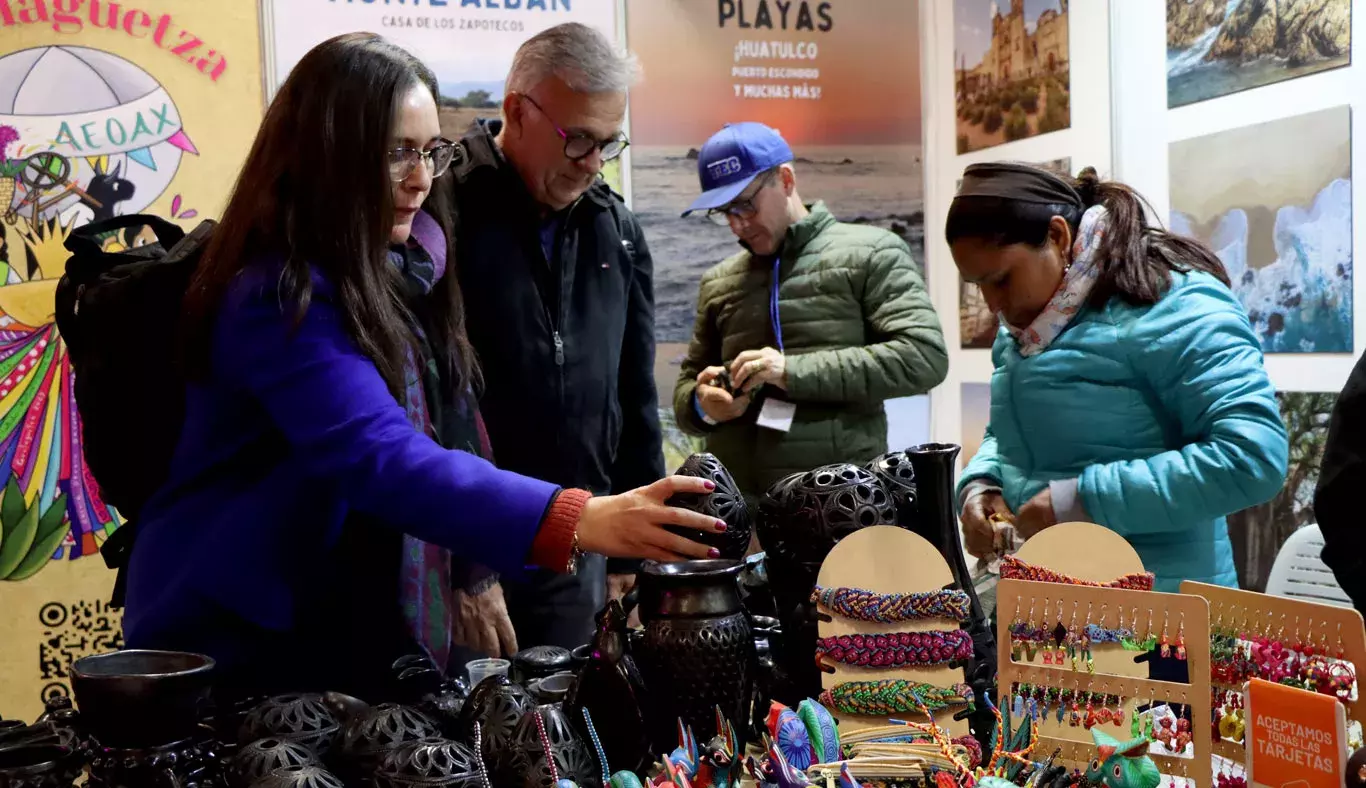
left=673, top=202, right=947, bottom=498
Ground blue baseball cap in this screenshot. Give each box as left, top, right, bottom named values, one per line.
left=682, top=122, right=794, bottom=217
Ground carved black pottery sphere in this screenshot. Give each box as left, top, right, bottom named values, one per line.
left=0, top=744, right=81, bottom=788
left=664, top=452, right=753, bottom=559
left=248, top=764, right=345, bottom=788
left=512, top=646, right=572, bottom=684
left=372, top=738, right=484, bottom=788
left=755, top=463, right=894, bottom=566
left=866, top=451, right=917, bottom=513
left=452, top=676, right=532, bottom=782
left=228, top=739, right=319, bottom=788
left=238, top=695, right=341, bottom=756
left=506, top=704, right=596, bottom=788
left=338, top=704, right=442, bottom=775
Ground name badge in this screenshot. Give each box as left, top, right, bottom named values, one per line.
left=757, top=398, right=796, bottom=433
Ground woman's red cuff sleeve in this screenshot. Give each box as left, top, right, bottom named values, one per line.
left=530, top=488, right=591, bottom=571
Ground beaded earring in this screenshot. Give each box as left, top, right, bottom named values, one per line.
left=1042, top=598, right=1054, bottom=665
left=1010, top=599, right=1025, bottom=662
left=1052, top=603, right=1068, bottom=666
left=1067, top=602, right=1081, bottom=671
left=1159, top=611, right=1171, bottom=659
left=1176, top=613, right=1187, bottom=661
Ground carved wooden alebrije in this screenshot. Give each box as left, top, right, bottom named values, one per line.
left=816, top=525, right=969, bottom=737
left=996, top=578, right=1213, bottom=787
left=1181, top=580, right=1366, bottom=764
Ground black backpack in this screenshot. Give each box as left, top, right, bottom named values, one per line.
left=55, top=214, right=215, bottom=605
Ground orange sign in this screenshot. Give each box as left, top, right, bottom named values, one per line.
left=1246, top=678, right=1346, bottom=788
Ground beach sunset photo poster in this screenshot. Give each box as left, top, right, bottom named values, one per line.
left=626, top=0, right=924, bottom=374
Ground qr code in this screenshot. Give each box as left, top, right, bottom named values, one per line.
left=37, top=599, right=123, bottom=704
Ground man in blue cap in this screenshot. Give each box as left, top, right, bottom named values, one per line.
left=671, top=122, right=947, bottom=502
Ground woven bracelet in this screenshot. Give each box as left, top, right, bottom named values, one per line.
left=811, top=585, right=972, bottom=623
left=816, top=629, right=973, bottom=668
left=819, top=679, right=976, bottom=717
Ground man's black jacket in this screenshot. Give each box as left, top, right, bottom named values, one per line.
left=1314, top=351, right=1366, bottom=612
left=447, top=122, right=664, bottom=573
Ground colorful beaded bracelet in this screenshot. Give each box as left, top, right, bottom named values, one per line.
left=1000, top=555, right=1155, bottom=591
left=819, top=679, right=975, bottom=716
left=811, top=585, right=972, bottom=623
left=816, top=629, right=973, bottom=668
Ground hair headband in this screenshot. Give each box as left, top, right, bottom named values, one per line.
left=956, top=161, right=1085, bottom=209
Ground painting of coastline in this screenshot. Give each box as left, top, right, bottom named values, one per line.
left=954, top=0, right=1070, bottom=154
left=1169, top=106, right=1352, bottom=353
left=958, top=157, right=1071, bottom=348
left=627, top=0, right=923, bottom=407
left=1167, top=0, right=1350, bottom=109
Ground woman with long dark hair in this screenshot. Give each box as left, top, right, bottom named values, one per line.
left=123, top=33, right=723, bottom=699
left=949, top=163, right=1288, bottom=591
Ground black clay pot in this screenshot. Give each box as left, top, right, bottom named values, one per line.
left=512, top=647, right=572, bottom=685
left=631, top=560, right=754, bottom=753
left=337, top=704, right=442, bottom=778
left=664, top=453, right=753, bottom=559
left=527, top=673, right=575, bottom=705
left=507, top=705, right=595, bottom=788
left=228, top=739, right=319, bottom=788
left=70, top=650, right=215, bottom=749
left=867, top=451, right=920, bottom=531
left=238, top=695, right=341, bottom=756
left=563, top=601, right=651, bottom=777
left=452, top=676, right=532, bottom=783
left=0, top=744, right=80, bottom=788
left=372, top=738, right=485, bottom=788
left=248, top=764, right=344, bottom=788
left=904, top=442, right=996, bottom=749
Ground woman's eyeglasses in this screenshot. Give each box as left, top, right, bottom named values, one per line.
left=705, top=170, right=778, bottom=226
left=388, top=140, right=460, bottom=182
left=518, top=93, right=630, bottom=163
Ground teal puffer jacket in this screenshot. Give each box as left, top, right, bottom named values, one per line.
left=957, top=271, right=1288, bottom=591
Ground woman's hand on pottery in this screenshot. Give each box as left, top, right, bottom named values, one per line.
left=451, top=582, right=518, bottom=658
left=578, top=476, right=727, bottom=562
left=695, top=366, right=751, bottom=423
left=1015, top=488, right=1058, bottom=539
left=962, top=490, right=1014, bottom=559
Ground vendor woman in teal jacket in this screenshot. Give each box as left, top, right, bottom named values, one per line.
left=950, top=163, right=1288, bottom=591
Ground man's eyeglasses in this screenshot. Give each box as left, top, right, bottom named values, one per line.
left=705, top=169, right=778, bottom=226
left=388, top=140, right=460, bottom=182
left=518, top=93, right=630, bottom=163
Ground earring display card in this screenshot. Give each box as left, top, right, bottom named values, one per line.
left=996, top=578, right=1214, bottom=786
left=1180, top=581, right=1366, bottom=764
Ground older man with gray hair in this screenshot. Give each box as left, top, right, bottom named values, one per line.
left=443, top=23, right=666, bottom=653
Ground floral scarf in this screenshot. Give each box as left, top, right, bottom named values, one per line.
left=1004, top=205, right=1107, bottom=357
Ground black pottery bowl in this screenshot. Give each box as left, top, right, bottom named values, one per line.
left=527, top=672, right=576, bottom=704
left=70, top=650, right=215, bottom=749
left=664, top=452, right=753, bottom=559
left=0, top=744, right=80, bottom=788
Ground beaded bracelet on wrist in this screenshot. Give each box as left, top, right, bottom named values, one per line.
left=811, top=585, right=972, bottom=623
left=1000, top=555, right=1154, bottom=591
left=819, top=679, right=975, bottom=717
left=816, top=629, right=973, bottom=668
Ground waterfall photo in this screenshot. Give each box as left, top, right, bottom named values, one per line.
left=1169, top=105, right=1354, bottom=354
left=1167, top=0, right=1350, bottom=109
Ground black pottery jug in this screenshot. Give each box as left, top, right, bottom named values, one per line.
left=628, top=560, right=754, bottom=753
left=664, top=453, right=752, bottom=559
left=563, top=600, right=651, bottom=776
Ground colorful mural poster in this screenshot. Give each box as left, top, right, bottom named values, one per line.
left=954, top=0, right=1070, bottom=154
left=265, top=0, right=623, bottom=189
left=1169, top=106, right=1353, bottom=354
left=0, top=0, right=263, bottom=720
left=1167, top=0, right=1350, bottom=109
left=625, top=0, right=926, bottom=452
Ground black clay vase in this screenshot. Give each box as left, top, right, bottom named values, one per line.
left=229, top=739, right=318, bottom=788
left=563, top=600, right=651, bottom=776
left=453, top=676, right=532, bottom=783
left=507, top=705, right=595, bottom=788
left=632, top=560, right=754, bottom=754
left=664, top=453, right=753, bottom=559
left=372, top=738, right=486, bottom=788
left=0, top=744, right=80, bottom=788
left=238, top=695, right=341, bottom=757
left=248, top=764, right=345, bottom=788
left=904, top=442, right=996, bottom=747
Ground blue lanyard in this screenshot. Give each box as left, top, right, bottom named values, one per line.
left=769, top=257, right=784, bottom=352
